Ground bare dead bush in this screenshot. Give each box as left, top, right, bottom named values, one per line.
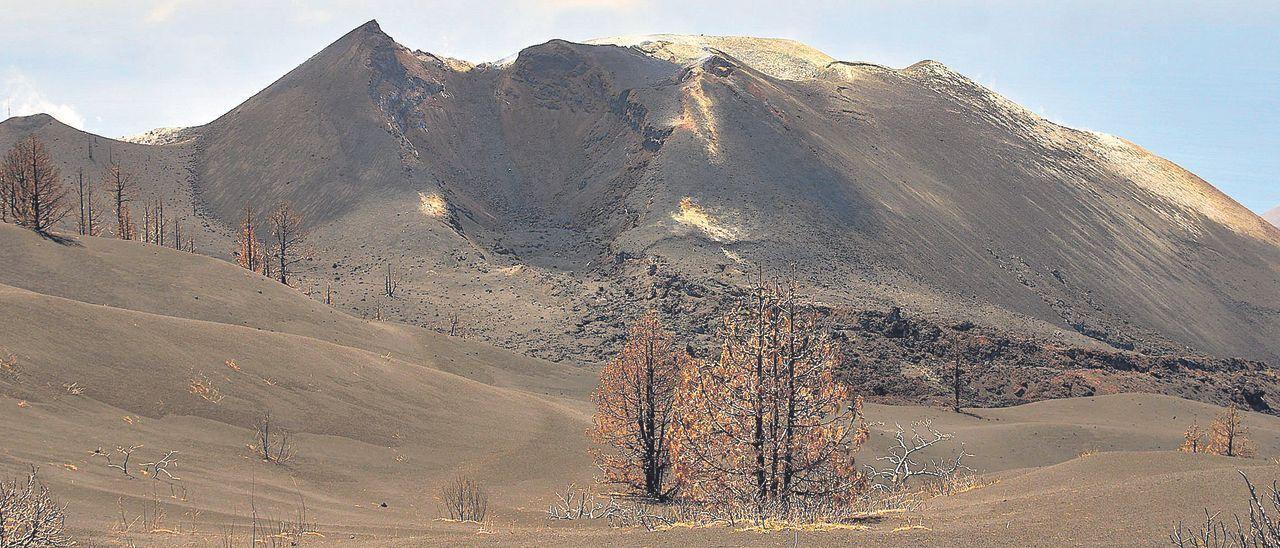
left=865, top=419, right=972, bottom=493
left=94, top=444, right=142, bottom=478
left=439, top=476, right=488, bottom=522
left=0, top=466, right=73, bottom=547
left=1171, top=471, right=1280, bottom=547
left=252, top=412, right=297, bottom=464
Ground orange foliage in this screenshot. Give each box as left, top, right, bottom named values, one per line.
left=670, top=275, right=868, bottom=521
left=589, top=311, right=687, bottom=501
left=1179, top=420, right=1205, bottom=454
left=234, top=204, right=265, bottom=273
left=1206, top=406, right=1256, bottom=458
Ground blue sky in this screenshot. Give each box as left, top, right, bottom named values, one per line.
left=2, top=0, right=1276, bottom=212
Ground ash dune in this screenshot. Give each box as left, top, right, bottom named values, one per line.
left=2, top=224, right=1279, bottom=546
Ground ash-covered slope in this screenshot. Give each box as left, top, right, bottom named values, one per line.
left=0, top=114, right=226, bottom=252
left=5, top=21, right=1280, bottom=371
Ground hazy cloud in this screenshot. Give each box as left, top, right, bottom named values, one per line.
left=145, top=0, right=186, bottom=24
left=524, top=0, right=640, bottom=11
left=290, top=0, right=334, bottom=24
left=2, top=69, right=86, bottom=129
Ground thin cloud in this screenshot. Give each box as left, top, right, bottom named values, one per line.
left=524, top=0, right=641, bottom=11
left=145, top=0, right=186, bottom=24
left=2, top=69, right=86, bottom=129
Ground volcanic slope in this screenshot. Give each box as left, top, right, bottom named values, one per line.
left=5, top=224, right=1280, bottom=546
left=4, top=21, right=1280, bottom=373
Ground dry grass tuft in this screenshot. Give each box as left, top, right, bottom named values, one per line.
left=188, top=373, right=224, bottom=403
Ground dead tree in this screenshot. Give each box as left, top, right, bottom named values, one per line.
left=76, top=168, right=102, bottom=236
left=439, top=476, right=488, bottom=522
left=1207, top=406, right=1256, bottom=458
left=865, top=420, right=971, bottom=491
left=171, top=217, right=183, bottom=250
left=102, top=161, right=135, bottom=239
left=94, top=445, right=142, bottom=478
left=266, top=200, right=308, bottom=286
left=0, top=466, right=73, bottom=547
left=234, top=203, right=263, bottom=272
left=254, top=412, right=296, bottom=464
left=589, top=312, right=686, bottom=501
left=952, top=359, right=962, bottom=413
left=384, top=262, right=398, bottom=297
left=1, top=135, right=69, bottom=232
left=77, top=169, right=86, bottom=235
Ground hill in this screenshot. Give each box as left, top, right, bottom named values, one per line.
left=1266, top=205, right=1280, bottom=227
left=3, top=20, right=1279, bottom=402
left=2, top=223, right=1280, bottom=545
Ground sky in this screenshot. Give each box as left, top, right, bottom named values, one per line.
left=2, top=0, right=1277, bottom=212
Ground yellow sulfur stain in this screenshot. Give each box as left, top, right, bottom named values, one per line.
left=675, top=74, right=720, bottom=161
left=672, top=197, right=738, bottom=242
left=418, top=192, right=448, bottom=218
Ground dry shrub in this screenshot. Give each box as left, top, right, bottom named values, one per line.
left=250, top=412, right=296, bottom=464
left=0, top=466, right=73, bottom=547
left=0, top=352, right=18, bottom=382
left=1171, top=471, right=1280, bottom=547
left=188, top=374, right=224, bottom=403
left=1180, top=420, right=1206, bottom=454
left=1207, top=407, right=1256, bottom=458
left=439, top=476, right=488, bottom=522
left=1181, top=407, right=1256, bottom=458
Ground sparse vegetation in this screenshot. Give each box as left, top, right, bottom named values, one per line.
left=188, top=373, right=224, bottom=403
left=0, top=466, right=73, bottom=547
left=670, top=273, right=869, bottom=525
left=1180, top=407, right=1256, bottom=458
left=589, top=311, right=686, bottom=502
left=1171, top=471, right=1280, bottom=547
left=234, top=203, right=265, bottom=273
left=1207, top=407, right=1256, bottom=458
left=102, top=161, right=136, bottom=240
left=95, top=444, right=142, bottom=477
left=265, top=200, right=308, bottom=286
left=0, top=135, right=70, bottom=233
left=439, top=476, right=488, bottom=523
left=865, top=420, right=971, bottom=492
left=252, top=412, right=297, bottom=464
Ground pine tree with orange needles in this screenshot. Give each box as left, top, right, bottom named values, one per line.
left=590, top=311, right=687, bottom=501
left=1207, top=406, right=1256, bottom=458
left=1179, top=420, right=1205, bottom=454
left=234, top=204, right=264, bottom=273
left=102, top=161, right=135, bottom=239
left=671, top=272, right=869, bottom=522
left=0, top=135, right=69, bottom=232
